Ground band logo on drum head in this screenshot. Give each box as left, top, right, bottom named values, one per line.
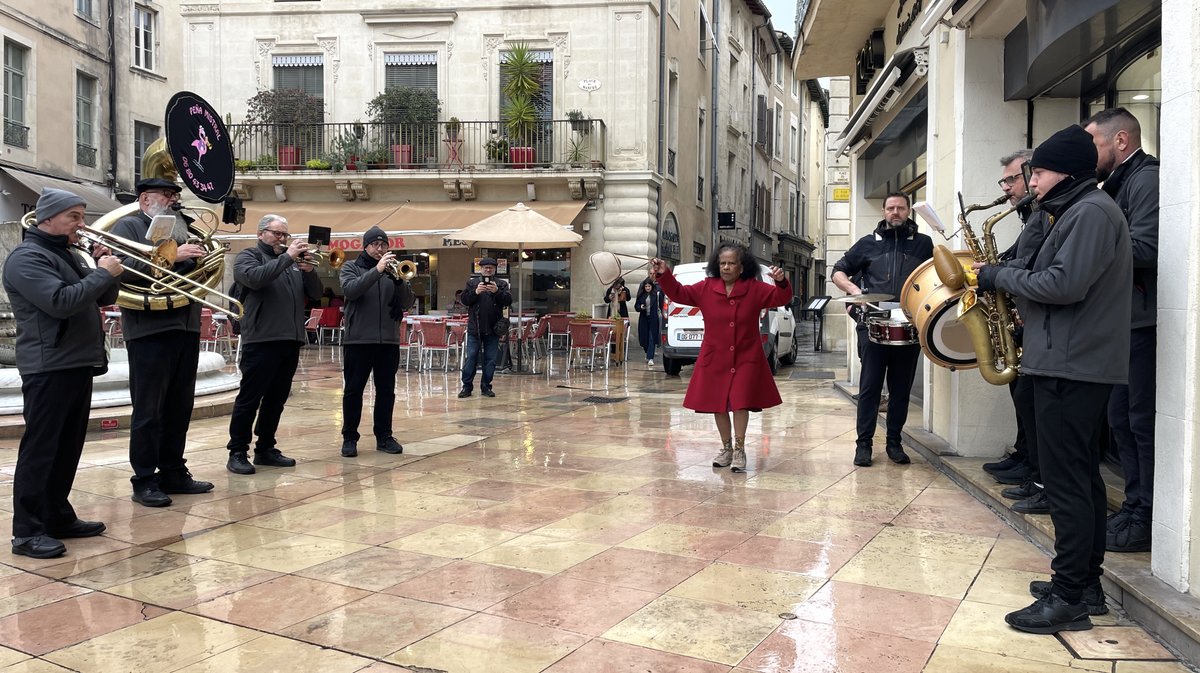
left=165, top=91, right=235, bottom=204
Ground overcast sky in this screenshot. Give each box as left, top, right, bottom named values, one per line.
left=762, top=0, right=797, bottom=38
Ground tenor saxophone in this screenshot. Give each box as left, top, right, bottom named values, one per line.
left=930, top=193, right=1031, bottom=386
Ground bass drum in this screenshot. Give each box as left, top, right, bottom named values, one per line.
left=900, top=250, right=977, bottom=370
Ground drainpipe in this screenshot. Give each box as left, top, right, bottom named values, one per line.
left=749, top=21, right=758, bottom=233
left=106, top=0, right=118, bottom=192
left=656, top=0, right=666, bottom=258
left=709, top=0, right=721, bottom=252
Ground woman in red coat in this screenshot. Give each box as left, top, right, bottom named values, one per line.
left=650, top=244, right=791, bottom=472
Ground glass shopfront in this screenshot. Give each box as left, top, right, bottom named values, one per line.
left=1088, top=47, right=1161, bottom=156
left=486, top=248, right=573, bottom=314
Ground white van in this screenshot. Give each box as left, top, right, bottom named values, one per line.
left=659, top=262, right=798, bottom=376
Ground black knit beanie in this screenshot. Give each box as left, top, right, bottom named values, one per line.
left=1030, top=125, right=1098, bottom=178
left=363, top=225, right=388, bottom=247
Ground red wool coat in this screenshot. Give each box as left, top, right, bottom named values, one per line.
left=658, top=271, right=792, bottom=413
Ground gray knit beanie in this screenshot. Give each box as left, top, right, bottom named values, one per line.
left=36, top=188, right=87, bottom=223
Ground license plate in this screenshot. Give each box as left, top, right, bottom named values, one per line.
left=677, top=330, right=704, bottom=342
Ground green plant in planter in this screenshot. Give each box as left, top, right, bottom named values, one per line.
left=255, top=153, right=278, bottom=170
left=446, top=116, right=461, bottom=138
left=320, top=152, right=346, bottom=171
left=573, top=310, right=592, bottom=320
left=500, top=42, right=546, bottom=152
left=366, top=86, right=441, bottom=166
left=365, top=145, right=391, bottom=167
left=330, top=130, right=365, bottom=169
left=234, top=158, right=254, bottom=172
left=244, top=88, right=325, bottom=163
left=484, top=132, right=509, bottom=164
left=305, top=158, right=331, bottom=170
left=566, top=109, right=590, bottom=134
left=565, top=137, right=589, bottom=166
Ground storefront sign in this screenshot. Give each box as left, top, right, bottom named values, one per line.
left=854, top=28, right=886, bottom=95
left=330, top=236, right=410, bottom=251
left=660, top=218, right=681, bottom=261
left=833, top=187, right=851, bottom=202
left=717, top=211, right=737, bottom=230
left=896, top=0, right=923, bottom=46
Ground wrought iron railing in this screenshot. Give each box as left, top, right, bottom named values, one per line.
left=76, top=143, right=97, bottom=168
left=3, top=120, right=29, bottom=149
left=227, top=119, right=607, bottom=172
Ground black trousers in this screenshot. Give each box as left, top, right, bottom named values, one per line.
left=856, top=326, right=921, bottom=447
left=13, top=368, right=92, bottom=538
left=1010, top=375, right=1039, bottom=481
left=342, top=343, right=399, bottom=443
left=1033, top=375, right=1111, bottom=603
left=1108, top=326, right=1156, bottom=521
left=227, top=341, right=301, bottom=454
left=126, top=330, right=199, bottom=489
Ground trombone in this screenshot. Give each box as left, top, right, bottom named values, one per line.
left=21, top=214, right=246, bottom=319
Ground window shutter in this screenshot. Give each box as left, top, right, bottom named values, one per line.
left=755, top=95, right=766, bottom=146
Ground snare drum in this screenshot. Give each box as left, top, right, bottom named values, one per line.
left=866, top=315, right=919, bottom=346
left=900, top=251, right=977, bottom=369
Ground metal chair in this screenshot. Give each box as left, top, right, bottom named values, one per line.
left=304, top=309, right=325, bottom=344
left=567, top=321, right=601, bottom=370
left=547, top=313, right=573, bottom=351
left=417, top=319, right=454, bottom=370
left=398, top=319, right=418, bottom=371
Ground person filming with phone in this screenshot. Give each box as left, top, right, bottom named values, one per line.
left=458, top=258, right=512, bottom=398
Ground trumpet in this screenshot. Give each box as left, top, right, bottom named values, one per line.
left=384, top=259, right=418, bottom=280
left=302, top=248, right=345, bottom=269
left=21, top=214, right=245, bottom=318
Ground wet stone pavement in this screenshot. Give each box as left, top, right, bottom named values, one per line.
left=0, top=334, right=1189, bottom=673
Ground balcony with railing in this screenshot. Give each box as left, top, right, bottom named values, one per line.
left=3, top=120, right=29, bottom=149
left=228, top=119, right=606, bottom=174
left=76, top=143, right=97, bottom=168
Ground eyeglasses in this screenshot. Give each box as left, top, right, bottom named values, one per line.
left=262, top=228, right=290, bottom=239
left=366, top=240, right=388, bottom=249
left=997, top=175, right=1022, bottom=188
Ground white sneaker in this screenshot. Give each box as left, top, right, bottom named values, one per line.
left=647, top=359, right=654, bottom=369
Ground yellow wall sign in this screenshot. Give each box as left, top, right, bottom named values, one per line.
left=833, top=188, right=851, bottom=202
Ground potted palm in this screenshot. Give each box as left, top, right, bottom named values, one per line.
left=500, top=42, right=544, bottom=169
left=367, top=86, right=441, bottom=169
left=446, top=116, right=462, bottom=141
left=245, top=88, right=325, bottom=170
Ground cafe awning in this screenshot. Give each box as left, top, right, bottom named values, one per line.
left=218, top=201, right=587, bottom=252
left=1, top=165, right=124, bottom=220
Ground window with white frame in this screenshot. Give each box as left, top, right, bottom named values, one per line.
left=698, top=1, right=709, bottom=63
left=774, top=53, right=783, bottom=87
left=76, top=72, right=98, bottom=167
left=792, top=75, right=799, bottom=98
left=273, top=56, right=324, bottom=99
left=76, top=0, right=94, bottom=20
left=385, top=53, right=437, bottom=93
left=134, top=121, right=159, bottom=183
left=667, top=71, right=679, bottom=179
left=773, top=102, right=783, bottom=159
left=3, top=40, right=28, bottom=149
left=788, top=188, right=798, bottom=235
left=133, top=5, right=156, bottom=71
left=772, top=175, right=782, bottom=230
left=696, top=109, right=705, bottom=206
left=789, top=123, right=798, bottom=169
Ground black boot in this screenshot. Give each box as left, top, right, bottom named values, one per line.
left=853, top=445, right=872, bottom=467
left=341, top=439, right=358, bottom=457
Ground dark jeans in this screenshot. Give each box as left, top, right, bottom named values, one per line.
left=638, top=316, right=659, bottom=361
left=342, top=343, right=399, bottom=442
left=126, top=330, right=199, bottom=489
left=461, top=331, right=499, bottom=392
left=13, top=368, right=92, bottom=538
left=856, top=326, right=921, bottom=447
left=227, top=341, right=301, bottom=454
left=1034, top=375, right=1111, bottom=603
left=1108, top=326, right=1156, bottom=521
left=1010, top=375, right=1039, bottom=481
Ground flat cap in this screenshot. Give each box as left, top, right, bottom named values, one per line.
left=135, top=178, right=183, bottom=195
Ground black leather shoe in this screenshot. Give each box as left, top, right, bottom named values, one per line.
left=341, top=439, right=358, bottom=457
left=853, top=446, right=872, bottom=467
left=377, top=437, right=403, bottom=454
left=991, top=462, right=1034, bottom=485
left=131, top=486, right=172, bottom=508
left=1012, top=491, right=1050, bottom=515
left=12, top=535, right=65, bottom=559
left=1107, top=508, right=1134, bottom=533
left=253, top=449, right=296, bottom=468
left=1004, top=593, right=1092, bottom=634
left=1107, top=517, right=1151, bottom=553
left=227, top=451, right=256, bottom=475
left=885, top=444, right=911, bottom=465
left=47, top=520, right=106, bottom=539
left=1001, top=480, right=1042, bottom=500
left=481, top=389, right=496, bottom=398
left=1029, top=581, right=1108, bottom=615
left=983, top=455, right=1024, bottom=475
left=158, top=471, right=214, bottom=495
left=457, top=389, right=472, bottom=398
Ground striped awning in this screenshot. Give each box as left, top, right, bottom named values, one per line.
left=272, top=54, right=323, bottom=67
left=499, top=49, right=553, bottom=64
left=384, top=52, right=437, bottom=66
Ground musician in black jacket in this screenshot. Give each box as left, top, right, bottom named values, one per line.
left=458, top=258, right=512, bottom=398
left=2, top=189, right=122, bottom=557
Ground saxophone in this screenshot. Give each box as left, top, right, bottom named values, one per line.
left=931, top=193, right=1031, bottom=386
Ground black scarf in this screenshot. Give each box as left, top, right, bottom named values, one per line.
left=355, top=252, right=411, bottom=320
left=25, top=228, right=87, bottom=279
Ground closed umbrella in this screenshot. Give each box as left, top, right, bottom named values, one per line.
left=450, top=203, right=583, bottom=371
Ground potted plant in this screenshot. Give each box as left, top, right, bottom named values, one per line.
left=255, top=153, right=279, bottom=171
left=366, top=86, right=441, bottom=169
left=484, top=131, right=509, bottom=166
left=305, top=158, right=331, bottom=170
left=320, top=152, right=346, bottom=172
left=446, top=116, right=461, bottom=141
left=235, top=158, right=254, bottom=172
left=565, top=137, right=588, bottom=168
left=244, top=88, right=325, bottom=170
left=567, top=109, right=589, bottom=134
left=365, top=145, right=391, bottom=169
left=330, top=130, right=365, bottom=170
left=500, top=42, right=545, bottom=168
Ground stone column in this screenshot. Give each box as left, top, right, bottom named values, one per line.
left=1153, top=0, right=1200, bottom=594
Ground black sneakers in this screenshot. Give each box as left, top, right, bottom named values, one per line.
left=253, top=449, right=296, bottom=468
left=227, top=451, right=255, bottom=475
left=983, top=454, right=1024, bottom=475
left=991, top=462, right=1034, bottom=485
left=1029, top=580, right=1108, bottom=616
left=158, top=471, right=215, bottom=495
left=341, top=439, right=358, bottom=458
left=1001, top=480, right=1042, bottom=500
left=885, top=444, right=911, bottom=465
left=131, top=486, right=172, bottom=507
left=481, top=389, right=496, bottom=398
left=1107, top=516, right=1151, bottom=553
left=853, top=445, right=872, bottom=467
left=457, top=389, right=472, bottom=398
left=377, top=437, right=404, bottom=454
left=1005, top=592, right=1092, bottom=634
left=1012, top=491, right=1050, bottom=515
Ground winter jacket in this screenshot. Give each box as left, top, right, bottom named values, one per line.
left=1000, top=205, right=1051, bottom=318
left=109, top=210, right=201, bottom=339
left=1102, top=149, right=1158, bottom=329
left=461, top=275, right=512, bottom=339
left=657, top=270, right=791, bottom=413
left=339, top=260, right=405, bottom=345
left=979, top=177, right=1131, bottom=384
left=2, top=228, right=119, bottom=376
left=234, top=241, right=324, bottom=345
left=832, top=219, right=934, bottom=301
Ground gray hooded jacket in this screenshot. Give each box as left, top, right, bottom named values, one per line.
left=980, top=177, right=1131, bottom=384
